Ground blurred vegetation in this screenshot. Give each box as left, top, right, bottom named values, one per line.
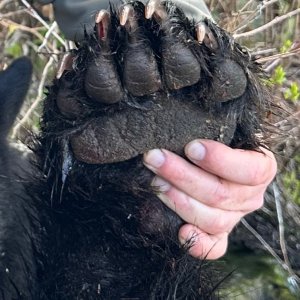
left=0, top=0, right=300, bottom=299
left=283, top=155, right=300, bottom=205
left=210, top=3, right=300, bottom=298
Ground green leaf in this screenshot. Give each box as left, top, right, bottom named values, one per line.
left=5, top=43, right=22, bottom=58
left=280, top=39, right=292, bottom=53
left=271, top=66, right=286, bottom=85
left=284, top=82, right=300, bottom=102
left=283, top=155, right=300, bottom=205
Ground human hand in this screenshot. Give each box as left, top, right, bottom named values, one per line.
left=143, top=139, right=277, bottom=259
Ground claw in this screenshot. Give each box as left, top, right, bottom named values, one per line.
left=56, top=53, right=74, bottom=79
left=196, top=22, right=206, bottom=44
left=145, top=0, right=159, bottom=19
left=120, top=4, right=135, bottom=27
left=145, top=0, right=167, bottom=22
left=120, top=4, right=140, bottom=35
left=95, top=10, right=110, bottom=41
left=196, top=22, right=218, bottom=50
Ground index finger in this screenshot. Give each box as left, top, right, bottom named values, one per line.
left=185, top=140, right=277, bottom=186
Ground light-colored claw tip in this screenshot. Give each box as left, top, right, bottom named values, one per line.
left=145, top=0, right=158, bottom=19
left=56, top=53, right=74, bottom=79
left=95, top=10, right=110, bottom=41
left=145, top=0, right=167, bottom=20
left=196, top=22, right=206, bottom=43
left=95, top=9, right=110, bottom=24
left=196, top=22, right=218, bottom=50
left=120, top=5, right=134, bottom=26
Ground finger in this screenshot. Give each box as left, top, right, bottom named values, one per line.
left=179, top=224, right=228, bottom=259
left=145, top=151, right=265, bottom=211
left=152, top=181, right=244, bottom=234
left=185, top=140, right=277, bottom=186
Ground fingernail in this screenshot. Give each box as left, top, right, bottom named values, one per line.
left=152, top=176, right=171, bottom=193
left=144, top=149, right=165, bottom=170
left=186, top=141, right=206, bottom=161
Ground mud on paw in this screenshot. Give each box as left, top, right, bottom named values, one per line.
left=45, top=0, right=268, bottom=165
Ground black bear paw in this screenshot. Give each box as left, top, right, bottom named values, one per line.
left=45, top=0, right=266, bottom=166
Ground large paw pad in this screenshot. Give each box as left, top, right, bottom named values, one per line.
left=49, top=0, right=264, bottom=165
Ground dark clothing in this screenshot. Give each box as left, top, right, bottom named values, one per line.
left=38, top=0, right=212, bottom=41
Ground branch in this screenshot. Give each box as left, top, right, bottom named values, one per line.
left=38, top=21, right=58, bottom=52
left=0, top=0, right=12, bottom=11
left=20, top=0, right=66, bottom=48
left=241, top=218, right=287, bottom=267
left=259, top=0, right=279, bottom=9
left=239, top=0, right=255, bottom=13
left=256, top=48, right=300, bottom=63
left=273, top=181, right=293, bottom=273
left=0, top=19, right=45, bottom=42
left=233, top=0, right=280, bottom=34
left=234, top=8, right=300, bottom=39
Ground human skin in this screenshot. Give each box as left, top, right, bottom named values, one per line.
left=143, top=139, right=277, bottom=259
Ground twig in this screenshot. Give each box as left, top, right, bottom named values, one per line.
left=12, top=56, right=55, bottom=139
left=0, top=18, right=58, bottom=53
left=239, top=0, right=255, bottom=13
left=263, top=58, right=280, bottom=73
left=233, top=0, right=280, bottom=34
left=239, top=0, right=278, bottom=14
left=20, top=0, right=66, bottom=48
left=0, top=9, right=27, bottom=19
left=258, top=0, right=280, bottom=11
left=241, top=218, right=300, bottom=283
left=0, top=0, right=12, bottom=11
left=38, top=21, right=58, bottom=52
left=234, top=7, right=300, bottom=39
left=273, top=181, right=293, bottom=272
left=274, top=111, right=300, bottom=128
left=252, top=48, right=277, bottom=56
left=0, top=19, right=45, bottom=42
left=256, top=48, right=300, bottom=63
left=241, top=218, right=287, bottom=267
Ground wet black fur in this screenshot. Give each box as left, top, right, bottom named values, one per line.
left=0, top=2, right=271, bottom=299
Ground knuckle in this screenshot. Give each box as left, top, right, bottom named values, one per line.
left=248, top=163, right=266, bottom=186
left=243, top=194, right=265, bottom=213
left=177, top=194, right=192, bottom=212
left=213, top=243, right=228, bottom=259
left=210, top=179, right=230, bottom=206
left=249, top=150, right=277, bottom=186
left=170, top=191, right=193, bottom=214
left=209, top=215, right=229, bottom=234
left=164, top=160, right=188, bottom=182
left=252, top=195, right=265, bottom=211
left=206, top=235, right=228, bottom=260
left=172, top=169, right=187, bottom=182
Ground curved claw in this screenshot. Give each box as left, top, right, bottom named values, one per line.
left=56, top=53, right=74, bottom=79
left=145, top=0, right=167, bottom=21
left=196, top=22, right=218, bottom=50
left=196, top=22, right=206, bottom=43
left=145, top=0, right=159, bottom=19
left=41, top=0, right=213, bottom=41
left=120, top=4, right=140, bottom=33
left=95, top=10, right=110, bottom=41
left=120, top=4, right=134, bottom=26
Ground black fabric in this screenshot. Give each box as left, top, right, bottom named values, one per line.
left=37, top=0, right=212, bottom=41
